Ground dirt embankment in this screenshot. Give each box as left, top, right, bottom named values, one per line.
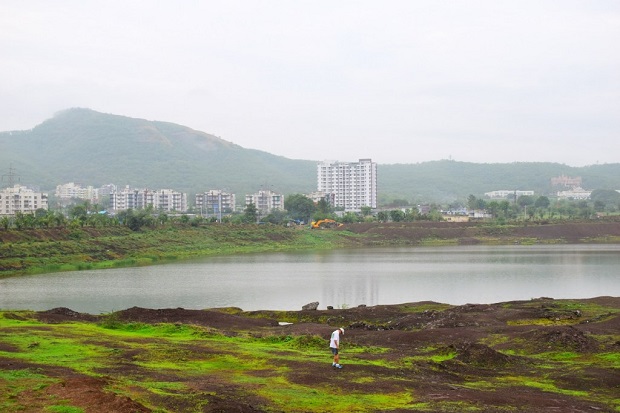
left=2, top=297, right=618, bottom=412
left=338, top=219, right=620, bottom=245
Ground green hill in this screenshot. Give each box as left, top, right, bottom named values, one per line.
left=1, top=108, right=619, bottom=205
left=0, top=108, right=316, bottom=197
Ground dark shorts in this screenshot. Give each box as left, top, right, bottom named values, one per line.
left=330, top=347, right=338, bottom=355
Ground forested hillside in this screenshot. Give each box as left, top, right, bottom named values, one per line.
left=0, top=108, right=317, bottom=197
left=1, top=108, right=619, bottom=204
left=379, top=161, right=620, bottom=203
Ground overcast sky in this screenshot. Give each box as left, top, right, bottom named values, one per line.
left=1, top=1, right=619, bottom=166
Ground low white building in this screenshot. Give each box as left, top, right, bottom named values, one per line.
left=484, top=190, right=534, bottom=199
left=245, top=189, right=284, bottom=216
left=306, top=191, right=336, bottom=206
left=557, top=187, right=591, bottom=200
left=0, top=185, right=48, bottom=216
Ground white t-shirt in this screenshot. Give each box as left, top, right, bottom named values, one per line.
left=330, top=329, right=341, bottom=348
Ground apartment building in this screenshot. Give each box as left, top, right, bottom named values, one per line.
left=556, top=187, right=591, bottom=200
left=484, top=190, right=535, bottom=199
left=0, top=185, right=48, bottom=216
left=110, top=187, right=188, bottom=212
left=55, top=182, right=99, bottom=203
left=245, top=189, right=284, bottom=216
left=306, top=191, right=336, bottom=206
left=196, top=190, right=236, bottom=216
left=317, top=158, right=377, bottom=211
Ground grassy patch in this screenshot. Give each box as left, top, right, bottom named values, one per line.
left=0, top=369, right=59, bottom=412
left=500, top=376, right=589, bottom=397
left=45, top=406, right=85, bottom=413
left=595, top=352, right=620, bottom=368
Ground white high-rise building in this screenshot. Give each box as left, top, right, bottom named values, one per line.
left=317, top=158, right=377, bottom=212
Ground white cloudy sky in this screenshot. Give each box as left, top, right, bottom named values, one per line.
left=1, top=1, right=619, bottom=166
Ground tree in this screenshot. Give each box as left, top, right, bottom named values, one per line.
left=284, top=194, right=316, bottom=224
left=467, top=195, right=478, bottom=210
left=487, top=201, right=501, bottom=217
left=341, top=212, right=360, bottom=223
left=316, top=199, right=331, bottom=215
left=263, top=209, right=288, bottom=225
left=389, top=210, right=405, bottom=222
left=404, top=208, right=419, bottom=222
left=517, top=195, right=534, bottom=208
left=593, top=200, right=605, bottom=213
left=499, top=200, right=513, bottom=218
left=125, top=210, right=145, bottom=231
left=360, top=206, right=372, bottom=217
left=590, top=189, right=620, bottom=211
left=243, top=203, right=258, bottom=224
left=534, top=196, right=550, bottom=209
left=53, top=211, right=67, bottom=228
left=377, top=211, right=389, bottom=222
left=69, top=204, right=88, bottom=226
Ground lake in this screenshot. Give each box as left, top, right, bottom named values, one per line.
left=1, top=244, right=619, bottom=314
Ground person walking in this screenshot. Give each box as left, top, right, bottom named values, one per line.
left=330, top=327, right=344, bottom=368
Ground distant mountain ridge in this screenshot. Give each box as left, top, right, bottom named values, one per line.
left=1, top=108, right=619, bottom=204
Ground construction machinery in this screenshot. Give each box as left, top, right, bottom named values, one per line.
left=311, top=219, right=342, bottom=229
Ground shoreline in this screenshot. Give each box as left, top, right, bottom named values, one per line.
left=2, top=220, right=620, bottom=278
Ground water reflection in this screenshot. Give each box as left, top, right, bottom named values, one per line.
left=0, top=245, right=618, bottom=313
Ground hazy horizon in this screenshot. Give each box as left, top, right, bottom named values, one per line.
left=1, top=1, right=618, bottom=167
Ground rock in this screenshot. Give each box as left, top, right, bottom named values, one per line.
left=302, top=302, right=319, bottom=311
left=327, top=306, right=334, bottom=310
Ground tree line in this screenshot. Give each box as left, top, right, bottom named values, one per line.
left=2, top=189, right=619, bottom=232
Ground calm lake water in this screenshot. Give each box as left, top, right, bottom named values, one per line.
left=1, top=245, right=619, bottom=314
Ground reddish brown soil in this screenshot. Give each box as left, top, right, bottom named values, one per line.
left=4, top=297, right=617, bottom=412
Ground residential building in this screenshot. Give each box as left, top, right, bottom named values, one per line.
left=196, top=190, right=236, bottom=217
left=245, top=189, right=284, bottom=217
left=0, top=185, right=48, bottom=216
left=484, top=190, right=534, bottom=199
left=55, top=182, right=100, bottom=203
left=556, top=187, right=591, bottom=200
left=551, top=175, right=582, bottom=188
left=110, top=186, right=187, bottom=212
left=306, top=191, right=336, bottom=206
left=317, top=158, right=377, bottom=212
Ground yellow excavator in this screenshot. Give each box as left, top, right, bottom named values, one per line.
left=311, top=219, right=343, bottom=229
